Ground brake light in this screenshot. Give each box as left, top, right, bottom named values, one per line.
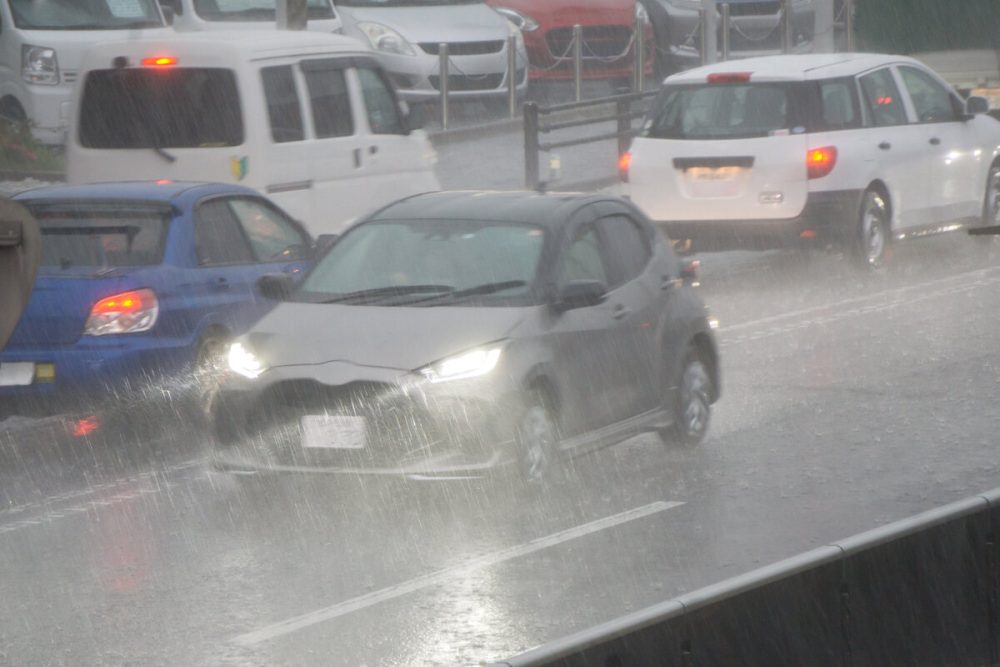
left=142, top=56, right=177, bottom=67
left=707, top=72, right=751, bottom=84
left=807, top=146, right=838, bottom=179
left=85, top=288, right=159, bottom=336
left=618, top=151, right=632, bottom=182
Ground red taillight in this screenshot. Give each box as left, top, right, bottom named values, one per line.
left=618, top=151, right=632, bottom=182
left=85, top=288, right=159, bottom=336
left=142, top=56, right=177, bottom=67
left=807, top=146, right=838, bottom=179
left=707, top=72, right=752, bottom=84
left=71, top=416, right=100, bottom=438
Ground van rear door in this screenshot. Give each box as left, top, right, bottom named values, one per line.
left=628, top=76, right=809, bottom=222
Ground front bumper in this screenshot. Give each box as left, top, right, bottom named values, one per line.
left=656, top=189, right=863, bottom=251
left=209, top=365, right=524, bottom=477
left=378, top=47, right=529, bottom=101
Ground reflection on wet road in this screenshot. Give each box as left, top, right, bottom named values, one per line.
left=2, top=234, right=999, bottom=665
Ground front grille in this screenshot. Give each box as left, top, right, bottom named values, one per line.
left=419, top=40, right=505, bottom=56
left=546, top=26, right=632, bottom=60
left=428, top=73, right=504, bottom=92
left=727, top=1, right=781, bottom=16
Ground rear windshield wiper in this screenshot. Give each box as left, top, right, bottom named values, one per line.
left=318, top=284, right=453, bottom=304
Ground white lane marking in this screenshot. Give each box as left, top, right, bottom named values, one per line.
left=232, top=500, right=685, bottom=647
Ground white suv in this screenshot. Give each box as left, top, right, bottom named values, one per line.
left=623, top=53, right=1000, bottom=268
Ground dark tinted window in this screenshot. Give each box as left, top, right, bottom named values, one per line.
left=859, top=68, right=908, bottom=127
left=261, top=65, right=304, bottom=143
left=898, top=65, right=961, bottom=123
left=358, top=67, right=405, bottom=135
left=79, top=68, right=243, bottom=148
left=303, top=64, right=353, bottom=138
left=227, top=198, right=310, bottom=261
left=194, top=200, right=254, bottom=266
left=815, top=79, right=861, bottom=130
left=557, top=225, right=608, bottom=288
left=597, top=215, right=650, bottom=287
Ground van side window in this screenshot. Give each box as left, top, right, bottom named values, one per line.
left=898, top=66, right=961, bottom=123
left=194, top=200, right=254, bottom=266
left=303, top=67, right=354, bottom=138
left=261, top=66, right=305, bottom=143
left=817, top=80, right=859, bottom=130
left=858, top=69, right=908, bottom=127
left=357, top=68, right=405, bottom=135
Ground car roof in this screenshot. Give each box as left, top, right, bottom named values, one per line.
left=13, top=181, right=257, bottom=205
left=368, top=190, right=613, bottom=227
left=666, top=53, right=925, bottom=83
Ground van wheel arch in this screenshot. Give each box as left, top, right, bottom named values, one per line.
left=0, top=96, right=27, bottom=124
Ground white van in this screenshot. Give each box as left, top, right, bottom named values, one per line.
left=66, top=31, right=440, bottom=237
left=160, top=0, right=342, bottom=35
left=0, top=0, right=172, bottom=144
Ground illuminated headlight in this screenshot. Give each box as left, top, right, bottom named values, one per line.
left=494, top=7, right=539, bottom=32
left=358, top=22, right=416, bottom=56
left=635, top=3, right=650, bottom=25
left=22, top=45, right=59, bottom=85
left=228, top=342, right=265, bottom=379
left=420, top=345, right=503, bottom=384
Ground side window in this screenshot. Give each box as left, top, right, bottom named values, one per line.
left=557, top=225, right=609, bottom=289
left=357, top=67, right=405, bottom=135
left=193, top=200, right=254, bottom=266
left=899, top=66, right=960, bottom=123
left=227, top=198, right=310, bottom=262
left=858, top=68, right=908, bottom=127
left=818, top=79, right=859, bottom=130
left=302, top=64, right=354, bottom=138
left=261, top=65, right=305, bottom=143
left=597, top=215, right=651, bottom=288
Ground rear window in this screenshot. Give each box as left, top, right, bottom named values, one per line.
left=79, top=68, right=243, bottom=149
left=644, top=83, right=802, bottom=140
left=29, top=204, right=169, bottom=271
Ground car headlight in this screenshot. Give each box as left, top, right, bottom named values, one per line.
left=228, top=342, right=266, bottom=379
left=358, top=22, right=416, bottom=56
left=494, top=7, right=539, bottom=32
left=635, top=2, right=651, bottom=25
left=419, top=344, right=503, bottom=384
left=22, top=45, right=59, bottom=85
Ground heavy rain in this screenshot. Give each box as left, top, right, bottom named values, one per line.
left=2, top=0, right=1000, bottom=664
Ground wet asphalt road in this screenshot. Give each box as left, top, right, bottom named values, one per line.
left=2, top=229, right=999, bottom=665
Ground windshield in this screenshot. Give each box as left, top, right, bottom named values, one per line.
left=78, top=68, right=243, bottom=148
left=645, top=83, right=799, bottom=140
left=8, top=0, right=164, bottom=30
left=30, top=204, right=168, bottom=270
left=193, top=0, right=335, bottom=21
left=298, top=220, right=545, bottom=305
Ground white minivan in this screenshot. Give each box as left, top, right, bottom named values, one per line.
left=0, top=0, right=172, bottom=144
left=66, top=31, right=440, bottom=237
left=624, top=53, right=1000, bottom=268
left=160, top=0, right=342, bottom=34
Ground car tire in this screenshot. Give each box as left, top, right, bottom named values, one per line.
left=974, top=164, right=1000, bottom=257
left=515, top=394, right=561, bottom=484
left=852, top=189, right=891, bottom=271
left=191, top=333, right=229, bottom=419
left=663, top=348, right=712, bottom=446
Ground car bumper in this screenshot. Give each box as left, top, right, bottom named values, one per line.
left=378, top=49, right=529, bottom=101
left=654, top=189, right=863, bottom=251
left=209, top=366, right=524, bottom=478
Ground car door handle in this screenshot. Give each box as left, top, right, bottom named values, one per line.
left=929, top=137, right=941, bottom=146
left=878, top=141, right=891, bottom=150
left=369, top=145, right=379, bottom=155
left=612, top=304, right=630, bottom=319
left=353, top=148, right=362, bottom=168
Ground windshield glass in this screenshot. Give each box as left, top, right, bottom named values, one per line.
left=645, top=83, right=798, bottom=140
left=193, top=0, right=335, bottom=21
left=298, top=220, right=545, bottom=305
left=78, top=68, right=243, bottom=148
left=8, top=0, right=163, bottom=30
left=30, top=204, right=168, bottom=270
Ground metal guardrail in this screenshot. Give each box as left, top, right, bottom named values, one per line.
left=496, top=486, right=1000, bottom=666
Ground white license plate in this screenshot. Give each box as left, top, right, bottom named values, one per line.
left=300, top=415, right=367, bottom=449
left=687, top=166, right=743, bottom=181
left=0, top=362, right=34, bottom=387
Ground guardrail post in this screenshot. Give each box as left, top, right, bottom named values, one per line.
left=633, top=14, right=645, bottom=92
left=438, top=43, right=449, bottom=130
left=845, top=0, right=855, bottom=52
left=507, top=35, right=518, bottom=118
left=617, top=98, right=630, bottom=158
left=781, top=0, right=792, bottom=53
left=524, top=101, right=540, bottom=189
left=573, top=24, right=583, bottom=102
left=720, top=3, right=731, bottom=61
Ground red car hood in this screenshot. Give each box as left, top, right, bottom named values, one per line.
left=488, top=0, right=635, bottom=27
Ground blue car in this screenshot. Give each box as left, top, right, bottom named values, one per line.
left=0, top=181, right=313, bottom=416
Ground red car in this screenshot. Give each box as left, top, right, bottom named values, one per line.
left=488, top=0, right=654, bottom=82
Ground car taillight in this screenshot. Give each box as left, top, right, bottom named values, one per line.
left=707, top=72, right=751, bottom=84
left=618, top=151, right=632, bottom=182
left=807, top=146, right=837, bottom=179
left=84, top=288, right=159, bottom=336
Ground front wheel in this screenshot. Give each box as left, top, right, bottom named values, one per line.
left=663, top=350, right=712, bottom=446
left=515, top=398, right=561, bottom=484
left=852, top=189, right=891, bottom=271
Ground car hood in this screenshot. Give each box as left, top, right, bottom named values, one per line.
left=488, top=0, right=634, bottom=26
left=339, top=4, right=510, bottom=42
left=246, top=303, right=527, bottom=373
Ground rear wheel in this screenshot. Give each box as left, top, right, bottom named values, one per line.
left=973, top=164, right=1000, bottom=260
left=852, top=189, right=891, bottom=271
left=663, top=348, right=712, bottom=446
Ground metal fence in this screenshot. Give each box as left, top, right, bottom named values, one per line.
left=495, top=487, right=1000, bottom=666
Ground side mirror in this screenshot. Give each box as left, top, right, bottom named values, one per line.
left=257, top=273, right=295, bottom=301
left=553, top=280, right=607, bottom=312
left=404, top=104, right=425, bottom=133
left=965, top=96, right=989, bottom=117
left=315, top=233, right=339, bottom=253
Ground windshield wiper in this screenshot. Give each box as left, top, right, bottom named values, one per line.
left=152, top=146, right=177, bottom=164
left=417, top=280, right=527, bottom=305
left=318, top=284, right=453, bottom=304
